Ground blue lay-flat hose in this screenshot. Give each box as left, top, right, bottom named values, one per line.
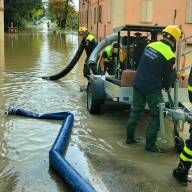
left=6, top=107, right=96, bottom=192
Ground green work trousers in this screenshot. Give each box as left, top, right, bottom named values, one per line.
left=126, top=88, right=164, bottom=149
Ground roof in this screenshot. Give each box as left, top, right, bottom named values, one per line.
left=112, top=24, right=166, bottom=33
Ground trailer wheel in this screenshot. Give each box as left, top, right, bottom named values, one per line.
left=87, top=84, right=102, bottom=114
left=174, top=136, right=185, bottom=153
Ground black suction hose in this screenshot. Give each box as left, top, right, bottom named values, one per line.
left=42, top=40, right=84, bottom=81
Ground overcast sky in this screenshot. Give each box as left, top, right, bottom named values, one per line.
left=73, top=0, right=79, bottom=10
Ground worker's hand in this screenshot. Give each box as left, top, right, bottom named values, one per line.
left=100, top=71, right=105, bottom=76
left=165, top=88, right=171, bottom=93
left=172, top=64, right=176, bottom=69
left=83, top=67, right=90, bottom=78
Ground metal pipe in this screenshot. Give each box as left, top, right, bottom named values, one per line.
left=174, top=80, right=180, bottom=131
left=126, top=30, right=131, bottom=69
left=174, top=80, right=179, bottom=109
left=117, top=32, right=120, bottom=64
left=159, top=102, right=167, bottom=143
left=96, top=0, right=99, bottom=40
left=176, top=25, right=182, bottom=71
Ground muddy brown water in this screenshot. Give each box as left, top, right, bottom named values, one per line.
left=0, top=26, right=192, bottom=192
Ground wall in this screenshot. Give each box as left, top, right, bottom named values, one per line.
left=0, top=0, right=4, bottom=69
left=124, top=0, right=192, bottom=37
left=111, top=0, right=124, bottom=29
left=0, top=0, right=4, bottom=43
left=79, top=0, right=113, bottom=41
left=79, top=0, right=192, bottom=39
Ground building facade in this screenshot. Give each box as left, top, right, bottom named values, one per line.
left=0, top=0, right=4, bottom=42
left=79, top=0, right=192, bottom=40
left=0, top=0, right=4, bottom=68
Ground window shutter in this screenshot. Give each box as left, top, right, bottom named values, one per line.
left=186, top=0, right=192, bottom=23
left=98, top=5, right=102, bottom=23
left=141, top=0, right=153, bottom=23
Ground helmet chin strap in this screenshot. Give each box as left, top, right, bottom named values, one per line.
left=163, top=37, right=176, bottom=52
left=84, top=31, right=89, bottom=36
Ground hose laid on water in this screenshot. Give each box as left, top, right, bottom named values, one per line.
left=3, top=35, right=117, bottom=81
left=42, top=39, right=85, bottom=81
left=6, top=107, right=96, bottom=192
left=42, top=34, right=118, bottom=81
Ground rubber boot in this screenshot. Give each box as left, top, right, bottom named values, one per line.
left=173, top=162, right=190, bottom=186
left=145, top=128, right=165, bottom=153
left=145, top=117, right=165, bottom=153
left=126, top=120, right=137, bottom=144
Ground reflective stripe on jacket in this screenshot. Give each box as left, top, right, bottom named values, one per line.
left=83, top=33, right=97, bottom=57
left=86, top=34, right=95, bottom=42
left=188, top=85, right=192, bottom=92
left=104, top=46, right=112, bottom=62
left=147, top=41, right=175, bottom=61
left=180, top=141, right=192, bottom=163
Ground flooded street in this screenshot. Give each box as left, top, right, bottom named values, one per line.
left=0, top=25, right=192, bottom=192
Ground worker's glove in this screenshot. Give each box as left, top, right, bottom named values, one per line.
left=189, top=125, right=192, bottom=139
left=100, top=71, right=105, bottom=76
left=165, top=88, right=171, bottom=93
left=83, top=64, right=90, bottom=78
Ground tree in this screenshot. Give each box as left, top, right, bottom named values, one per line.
left=61, top=0, right=70, bottom=28
left=48, top=0, right=77, bottom=29
left=4, top=0, right=45, bottom=30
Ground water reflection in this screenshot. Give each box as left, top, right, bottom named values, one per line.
left=0, top=29, right=82, bottom=191
left=0, top=165, right=18, bottom=192
left=0, top=24, right=111, bottom=191
left=0, top=19, right=4, bottom=71
left=0, top=42, right=4, bottom=71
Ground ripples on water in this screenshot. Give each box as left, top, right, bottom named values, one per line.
left=1, top=27, right=191, bottom=192
left=0, top=26, right=121, bottom=192
left=0, top=29, right=91, bottom=192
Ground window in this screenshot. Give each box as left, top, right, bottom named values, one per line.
left=94, top=7, right=97, bottom=23
left=140, top=0, right=153, bottom=23
left=80, top=12, right=82, bottom=24
left=98, top=5, right=102, bottom=23
left=108, top=1, right=111, bottom=23
left=186, top=0, right=192, bottom=23
left=81, top=12, right=84, bottom=24
left=89, top=9, right=92, bottom=25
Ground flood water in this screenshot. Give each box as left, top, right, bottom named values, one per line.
left=0, top=24, right=192, bottom=192
left=0, top=26, right=97, bottom=192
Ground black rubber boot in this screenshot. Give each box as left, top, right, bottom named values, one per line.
left=173, top=168, right=188, bottom=186
left=145, top=133, right=165, bottom=153
left=126, top=138, right=138, bottom=144
left=145, top=146, right=165, bottom=153
left=173, top=161, right=191, bottom=186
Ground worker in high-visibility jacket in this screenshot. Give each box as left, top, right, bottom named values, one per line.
left=126, top=25, right=182, bottom=153
left=78, top=27, right=98, bottom=79
left=173, top=67, right=192, bottom=186
left=98, top=42, right=118, bottom=75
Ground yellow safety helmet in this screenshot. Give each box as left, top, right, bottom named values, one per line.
left=78, top=27, right=87, bottom=35
left=163, top=25, right=182, bottom=41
